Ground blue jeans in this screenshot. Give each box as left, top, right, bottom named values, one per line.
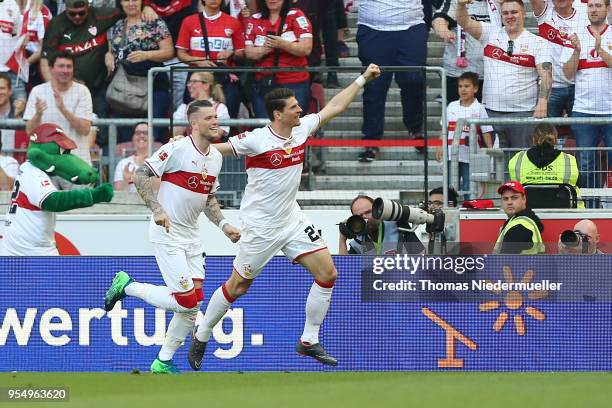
left=548, top=85, right=575, bottom=118
left=571, top=111, right=612, bottom=190
left=357, top=23, right=427, bottom=138
left=448, top=161, right=470, bottom=200
left=252, top=80, right=311, bottom=119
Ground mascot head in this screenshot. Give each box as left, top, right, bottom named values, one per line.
left=26, top=123, right=100, bottom=185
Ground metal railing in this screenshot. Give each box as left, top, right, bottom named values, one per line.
left=451, top=117, right=612, bottom=207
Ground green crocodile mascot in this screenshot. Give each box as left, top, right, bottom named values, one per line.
left=2, top=123, right=113, bottom=256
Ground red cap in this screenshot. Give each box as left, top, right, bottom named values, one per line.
left=29, top=124, right=77, bottom=151
left=497, top=180, right=526, bottom=195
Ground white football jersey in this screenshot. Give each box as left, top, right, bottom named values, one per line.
left=228, top=113, right=321, bottom=228
left=3, top=161, right=59, bottom=256
left=443, top=100, right=494, bottom=163
left=145, top=136, right=222, bottom=246
left=560, top=24, right=612, bottom=115
left=536, top=0, right=586, bottom=88
left=480, top=24, right=552, bottom=112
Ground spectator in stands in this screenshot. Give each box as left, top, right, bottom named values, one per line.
left=245, top=0, right=313, bottom=118
left=0, top=138, right=18, bottom=190
left=435, top=71, right=493, bottom=200
left=509, top=123, right=584, bottom=207
left=356, top=0, right=428, bottom=162
left=336, top=0, right=349, bottom=58
left=294, top=0, right=332, bottom=84
left=493, top=181, right=545, bottom=254
left=221, top=0, right=257, bottom=20
left=0, top=73, right=27, bottom=163
left=142, top=0, right=196, bottom=110
left=0, top=0, right=27, bottom=119
left=456, top=0, right=553, bottom=149
left=19, top=0, right=53, bottom=90
left=41, top=0, right=156, bottom=147
left=338, top=194, right=425, bottom=255
left=173, top=71, right=230, bottom=138
left=318, top=1, right=341, bottom=88
left=176, top=0, right=246, bottom=120
left=432, top=0, right=489, bottom=103
left=24, top=53, right=93, bottom=171
left=114, top=122, right=150, bottom=191
left=558, top=219, right=603, bottom=254
left=106, top=0, right=174, bottom=143
left=530, top=0, right=583, bottom=119
left=562, top=0, right=612, bottom=201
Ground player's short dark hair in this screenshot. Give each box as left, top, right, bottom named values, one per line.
left=49, top=52, right=75, bottom=67
left=186, top=99, right=214, bottom=121
left=502, top=0, right=525, bottom=8
left=429, top=187, right=458, bottom=207
left=264, top=88, right=295, bottom=121
left=458, top=72, right=479, bottom=87
left=0, top=72, right=11, bottom=90
left=350, top=195, right=374, bottom=214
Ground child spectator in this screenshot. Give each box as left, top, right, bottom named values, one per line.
left=436, top=71, right=493, bottom=200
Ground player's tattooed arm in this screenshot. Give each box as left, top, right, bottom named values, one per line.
left=134, top=165, right=170, bottom=232
left=204, top=195, right=224, bottom=227
left=205, top=195, right=241, bottom=242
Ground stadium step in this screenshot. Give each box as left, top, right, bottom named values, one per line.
left=339, top=56, right=445, bottom=68
left=321, top=115, right=442, bottom=132
left=343, top=101, right=442, bottom=117
left=312, top=145, right=438, bottom=161
left=324, top=87, right=446, bottom=104
left=310, top=174, right=443, bottom=190
left=324, top=72, right=443, bottom=89
left=323, top=160, right=442, bottom=176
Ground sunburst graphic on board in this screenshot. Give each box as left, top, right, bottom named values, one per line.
left=479, top=266, right=548, bottom=336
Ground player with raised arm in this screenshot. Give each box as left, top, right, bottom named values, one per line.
left=103, top=100, right=240, bottom=374
left=187, top=64, right=382, bottom=369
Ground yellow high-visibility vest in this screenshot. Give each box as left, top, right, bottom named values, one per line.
left=509, top=150, right=584, bottom=208
left=493, top=215, right=545, bottom=254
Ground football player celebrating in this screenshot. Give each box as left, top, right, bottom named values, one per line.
left=187, top=64, right=382, bottom=369
left=104, top=100, right=240, bottom=374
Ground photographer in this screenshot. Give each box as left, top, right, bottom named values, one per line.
left=416, top=187, right=459, bottom=246
left=338, top=195, right=425, bottom=255
left=558, top=220, right=603, bottom=255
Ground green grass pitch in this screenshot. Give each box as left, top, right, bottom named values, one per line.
left=1, top=372, right=611, bottom=408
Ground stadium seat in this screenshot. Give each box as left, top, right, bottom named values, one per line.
left=524, top=184, right=578, bottom=209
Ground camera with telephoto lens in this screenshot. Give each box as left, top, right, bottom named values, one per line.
left=372, top=198, right=445, bottom=233
left=560, top=230, right=590, bottom=254
left=338, top=215, right=368, bottom=239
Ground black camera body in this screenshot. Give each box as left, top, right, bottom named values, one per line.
left=560, top=230, right=590, bottom=254
left=338, top=215, right=367, bottom=239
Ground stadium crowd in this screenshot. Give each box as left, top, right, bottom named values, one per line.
left=0, top=0, right=610, bottom=209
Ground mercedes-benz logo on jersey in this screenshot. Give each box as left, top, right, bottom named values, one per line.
left=187, top=176, right=199, bottom=189
left=547, top=28, right=557, bottom=40
left=270, top=152, right=283, bottom=167
left=590, top=48, right=600, bottom=59
left=492, top=48, right=503, bottom=59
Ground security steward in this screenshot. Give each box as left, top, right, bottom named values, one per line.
left=494, top=181, right=545, bottom=254
left=508, top=123, right=584, bottom=208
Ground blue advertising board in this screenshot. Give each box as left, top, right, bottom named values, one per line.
left=0, top=256, right=610, bottom=372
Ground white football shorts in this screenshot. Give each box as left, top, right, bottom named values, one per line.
left=152, top=242, right=205, bottom=293
left=233, top=212, right=327, bottom=279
